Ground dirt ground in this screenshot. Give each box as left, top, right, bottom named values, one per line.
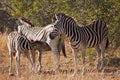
left=0, top=41, right=119, bottom=80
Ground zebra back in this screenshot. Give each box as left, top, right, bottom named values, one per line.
left=54, top=13, right=108, bottom=48
left=87, top=20, right=108, bottom=41
left=15, top=18, right=67, bottom=57
left=7, top=31, right=33, bottom=52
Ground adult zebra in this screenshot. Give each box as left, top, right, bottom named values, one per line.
left=7, top=31, right=38, bottom=75
left=15, top=18, right=66, bottom=72
left=52, top=13, right=109, bottom=75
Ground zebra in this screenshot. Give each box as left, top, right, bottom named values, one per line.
left=52, top=13, right=109, bottom=75
left=7, top=31, right=37, bottom=75
left=15, top=18, right=66, bottom=72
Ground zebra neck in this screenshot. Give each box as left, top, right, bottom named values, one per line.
left=63, top=25, right=78, bottom=39
left=21, top=28, right=33, bottom=41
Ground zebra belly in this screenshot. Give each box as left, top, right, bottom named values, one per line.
left=35, top=44, right=51, bottom=51
left=32, top=41, right=51, bottom=51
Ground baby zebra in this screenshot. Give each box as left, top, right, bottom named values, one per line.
left=7, top=31, right=38, bottom=75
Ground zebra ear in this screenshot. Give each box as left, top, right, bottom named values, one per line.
left=55, top=13, right=59, bottom=21
left=52, top=15, right=57, bottom=22
left=15, top=19, right=22, bottom=26
left=55, top=13, right=64, bottom=20
left=55, top=13, right=61, bottom=19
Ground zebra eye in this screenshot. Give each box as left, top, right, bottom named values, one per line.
left=54, top=28, right=57, bottom=32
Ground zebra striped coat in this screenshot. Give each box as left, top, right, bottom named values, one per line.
left=7, top=31, right=36, bottom=75
left=15, top=18, right=66, bottom=71
left=53, top=13, right=109, bottom=75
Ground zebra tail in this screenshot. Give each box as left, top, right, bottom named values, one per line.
left=105, top=37, right=109, bottom=49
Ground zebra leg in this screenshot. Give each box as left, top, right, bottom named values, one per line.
left=53, top=49, right=60, bottom=71
left=49, top=43, right=60, bottom=72
left=15, top=51, right=20, bottom=75
left=48, top=38, right=60, bottom=72
left=100, top=48, right=105, bottom=71
left=37, top=50, right=42, bottom=72
left=23, top=52, right=33, bottom=73
left=71, top=48, right=78, bottom=76
left=9, top=51, right=13, bottom=75
left=81, top=48, right=86, bottom=75
left=100, top=39, right=107, bottom=71
left=95, top=46, right=101, bottom=71
left=31, top=50, right=36, bottom=73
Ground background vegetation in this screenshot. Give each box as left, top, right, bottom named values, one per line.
left=0, top=0, right=120, bottom=62
left=0, top=0, right=119, bottom=80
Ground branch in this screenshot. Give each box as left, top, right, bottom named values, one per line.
left=0, top=2, right=16, bottom=13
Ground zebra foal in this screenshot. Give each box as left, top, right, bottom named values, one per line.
left=7, top=31, right=37, bottom=75
left=52, top=13, right=109, bottom=75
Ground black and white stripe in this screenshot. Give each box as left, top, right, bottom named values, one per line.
left=53, top=13, right=109, bottom=75
left=15, top=18, right=66, bottom=71
left=7, top=31, right=36, bottom=75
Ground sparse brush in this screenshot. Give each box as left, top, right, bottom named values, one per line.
left=0, top=32, right=119, bottom=80
left=0, top=32, right=8, bottom=53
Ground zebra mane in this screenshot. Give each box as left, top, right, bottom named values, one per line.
left=19, top=17, right=34, bottom=27
left=56, top=13, right=78, bottom=26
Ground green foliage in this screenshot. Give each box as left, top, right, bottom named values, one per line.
left=0, top=0, right=120, bottom=56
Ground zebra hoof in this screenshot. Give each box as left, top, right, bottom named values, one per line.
left=72, top=72, right=76, bottom=77
left=9, top=73, right=14, bottom=76
left=37, top=65, right=42, bottom=72
left=82, top=72, right=85, bottom=75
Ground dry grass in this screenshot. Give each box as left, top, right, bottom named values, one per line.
left=0, top=33, right=119, bottom=80
left=0, top=32, right=8, bottom=53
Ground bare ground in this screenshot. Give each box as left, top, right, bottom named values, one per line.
left=0, top=41, right=120, bottom=80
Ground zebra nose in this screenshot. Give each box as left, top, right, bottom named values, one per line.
left=49, top=32, right=58, bottom=40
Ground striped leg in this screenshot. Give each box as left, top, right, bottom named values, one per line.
left=100, top=39, right=107, bottom=71
left=48, top=38, right=60, bottom=72
left=52, top=48, right=60, bottom=71
left=71, top=48, right=78, bottom=76
left=15, top=51, right=20, bottom=75
left=95, top=46, right=101, bottom=71
left=100, top=48, right=105, bottom=71
left=81, top=48, right=86, bottom=75
left=31, top=50, right=36, bottom=73
left=9, top=51, right=13, bottom=75
left=37, top=50, right=42, bottom=72
left=23, top=51, right=34, bottom=73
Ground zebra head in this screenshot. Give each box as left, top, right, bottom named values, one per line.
left=16, top=18, right=34, bottom=35
left=15, top=19, right=23, bottom=26
left=49, top=27, right=59, bottom=40
left=53, top=13, right=66, bottom=34
left=19, top=17, right=34, bottom=27
left=53, top=13, right=78, bottom=35
left=15, top=19, right=24, bottom=34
